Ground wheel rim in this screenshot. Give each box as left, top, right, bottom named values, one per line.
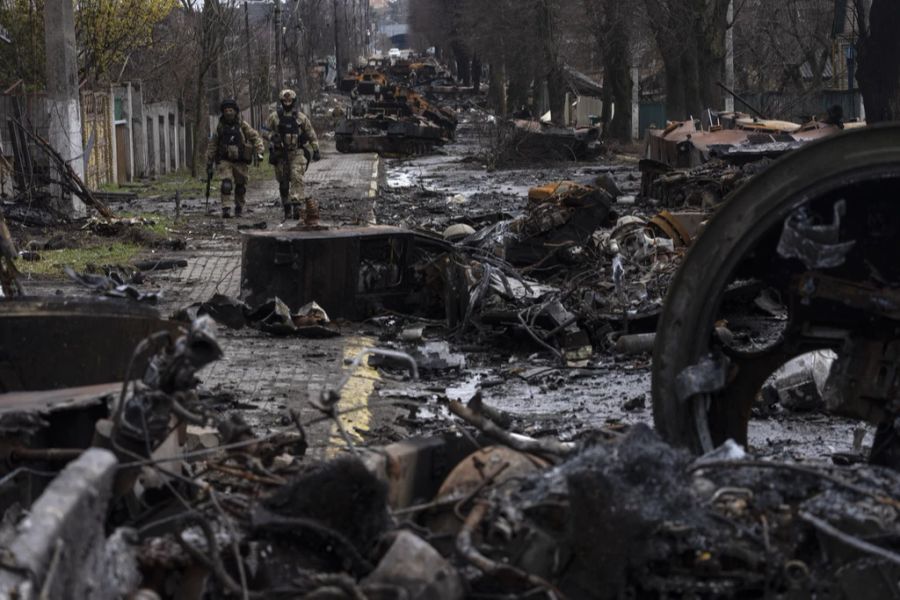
left=652, top=124, right=900, bottom=454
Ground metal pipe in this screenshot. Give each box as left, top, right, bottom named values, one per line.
left=9, top=447, right=84, bottom=462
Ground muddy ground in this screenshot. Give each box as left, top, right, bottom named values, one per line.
left=5, top=92, right=900, bottom=600
left=6, top=112, right=874, bottom=463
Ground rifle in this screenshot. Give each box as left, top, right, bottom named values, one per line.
left=204, top=163, right=213, bottom=214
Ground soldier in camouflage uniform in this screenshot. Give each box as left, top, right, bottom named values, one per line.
left=206, top=98, right=264, bottom=218
left=265, top=89, right=321, bottom=224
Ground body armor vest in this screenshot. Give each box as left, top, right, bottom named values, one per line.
left=217, top=121, right=251, bottom=163
left=276, top=106, right=307, bottom=150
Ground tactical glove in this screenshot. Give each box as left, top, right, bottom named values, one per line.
left=312, top=149, right=321, bottom=162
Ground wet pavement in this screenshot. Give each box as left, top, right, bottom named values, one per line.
left=5, top=80, right=899, bottom=600
left=14, top=127, right=876, bottom=463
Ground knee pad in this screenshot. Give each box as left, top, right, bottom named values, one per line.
left=221, top=178, right=233, bottom=195
left=279, top=183, right=289, bottom=197
left=235, top=182, right=246, bottom=196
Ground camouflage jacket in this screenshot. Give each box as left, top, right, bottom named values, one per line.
left=265, top=107, right=319, bottom=153
left=206, top=119, right=264, bottom=164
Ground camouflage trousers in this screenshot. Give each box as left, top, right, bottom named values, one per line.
left=215, top=160, right=249, bottom=208
left=273, top=150, right=309, bottom=205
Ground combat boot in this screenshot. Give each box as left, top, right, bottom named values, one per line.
left=304, top=197, right=320, bottom=227
left=222, top=206, right=232, bottom=219
left=234, top=203, right=243, bottom=217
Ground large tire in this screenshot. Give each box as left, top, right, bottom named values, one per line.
left=652, top=123, right=900, bottom=453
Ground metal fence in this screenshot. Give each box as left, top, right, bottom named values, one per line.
left=0, top=91, right=50, bottom=198
left=738, top=89, right=864, bottom=122
left=80, top=91, right=113, bottom=190
left=1, top=85, right=189, bottom=199
left=637, top=89, right=864, bottom=140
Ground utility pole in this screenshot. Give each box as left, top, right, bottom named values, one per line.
left=43, top=0, right=85, bottom=215
left=244, top=2, right=255, bottom=125
left=274, top=0, right=283, bottom=97
left=725, top=0, right=735, bottom=112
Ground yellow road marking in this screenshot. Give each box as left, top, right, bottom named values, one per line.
left=327, top=336, right=379, bottom=457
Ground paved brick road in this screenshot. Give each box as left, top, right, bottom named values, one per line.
left=153, top=147, right=393, bottom=453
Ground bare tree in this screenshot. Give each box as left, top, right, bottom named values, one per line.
left=643, top=0, right=729, bottom=120
left=179, top=0, right=239, bottom=176
left=585, top=0, right=636, bottom=141
left=731, top=0, right=839, bottom=118
left=855, top=0, right=900, bottom=121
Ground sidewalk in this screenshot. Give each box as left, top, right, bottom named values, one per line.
left=142, top=146, right=393, bottom=451
left=153, top=144, right=380, bottom=307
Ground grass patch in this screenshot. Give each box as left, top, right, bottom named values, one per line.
left=133, top=162, right=276, bottom=199
left=255, top=158, right=276, bottom=180
left=102, top=159, right=279, bottom=200
left=111, top=169, right=208, bottom=199
left=17, top=242, right=142, bottom=276
left=118, top=211, right=178, bottom=236
left=143, top=170, right=207, bottom=198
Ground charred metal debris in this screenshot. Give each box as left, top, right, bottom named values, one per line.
left=333, top=56, right=602, bottom=161
left=4, top=83, right=900, bottom=600
left=640, top=111, right=865, bottom=209
left=0, top=330, right=898, bottom=600
left=336, top=57, right=460, bottom=156
left=227, top=175, right=705, bottom=367
left=650, top=123, right=900, bottom=476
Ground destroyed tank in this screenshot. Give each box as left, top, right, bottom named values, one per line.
left=651, top=123, right=900, bottom=468
left=335, top=115, right=449, bottom=156
left=336, top=85, right=457, bottom=157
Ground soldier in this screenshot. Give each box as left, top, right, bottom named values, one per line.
left=206, top=98, right=264, bottom=218
left=266, top=89, right=321, bottom=224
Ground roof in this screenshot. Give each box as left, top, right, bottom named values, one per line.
left=564, top=66, right=603, bottom=97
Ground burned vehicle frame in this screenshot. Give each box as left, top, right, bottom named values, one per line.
left=241, top=226, right=467, bottom=324
left=652, top=123, right=900, bottom=467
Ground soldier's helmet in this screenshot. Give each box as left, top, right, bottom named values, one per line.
left=220, top=98, right=240, bottom=113
left=280, top=89, right=297, bottom=103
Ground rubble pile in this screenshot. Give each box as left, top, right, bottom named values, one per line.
left=3, top=55, right=896, bottom=600
left=640, top=112, right=865, bottom=209
left=639, top=156, right=773, bottom=208
left=498, top=119, right=604, bottom=163
left=440, top=179, right=700, bottom=360
left=2, top=333, right=897, bottom=600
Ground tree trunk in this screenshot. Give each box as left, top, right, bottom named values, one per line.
left=488, top=61, right=507, bottom=116
left=663, top=55, right=686, bottom=121
left=191, top=65, right=206, bottom=178
left=547, top=65, right=567, bottom=125
left=452, top=41, right=471, bottom=85
left=681, top=35, right=702, bottom=120
left=506, top=57, right=531, bottom=115
left=648, top=0, right=728, bottom=121
left=472, top=53, right=481, bottom=92
left=332, top=0, right=343, bottom=76
left=604, top=3, right=633, bottom=141
left=696, top=0, right=727, bottom=111
left=857, top=0, right=900, bottom=122
left=601, top=83, right=613, bottom=128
